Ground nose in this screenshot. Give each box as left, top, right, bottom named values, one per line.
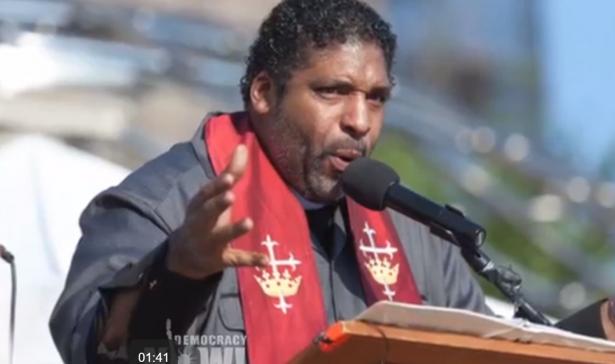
left=340, top=92, right=370, bottom=139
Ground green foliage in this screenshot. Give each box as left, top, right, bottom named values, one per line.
left=372, top=130, right=612, bottom=312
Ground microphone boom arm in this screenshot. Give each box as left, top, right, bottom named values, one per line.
left=431, top=206, right=552, bottom=326
left=340, top=157, right=551, bottom=325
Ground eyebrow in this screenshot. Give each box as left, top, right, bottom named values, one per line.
left=312, top=79, right=392, bottom=96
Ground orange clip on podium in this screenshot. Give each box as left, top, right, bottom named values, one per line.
left=291, top=302, right=615, bottom=364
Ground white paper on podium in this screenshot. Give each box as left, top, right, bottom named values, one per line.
left=356, top=301, right=615, bottom=353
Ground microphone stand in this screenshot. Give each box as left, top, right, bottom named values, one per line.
left=1, top=245, right=16, bottom=364
left=431, top=206, right=552, bottom=326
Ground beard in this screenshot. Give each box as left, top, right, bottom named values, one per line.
left=258, top=106, right=368, bottom=203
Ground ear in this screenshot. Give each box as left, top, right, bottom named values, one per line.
left=249, top=71, right=276, bottom=114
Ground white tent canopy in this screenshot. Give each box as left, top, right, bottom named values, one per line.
left=0, top=134, right=128, bottom=364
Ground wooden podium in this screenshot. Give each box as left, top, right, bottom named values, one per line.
left=291, top=320, right=615, bottom=364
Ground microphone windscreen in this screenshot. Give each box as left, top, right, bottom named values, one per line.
left=341, top=157, right=399, bottom=210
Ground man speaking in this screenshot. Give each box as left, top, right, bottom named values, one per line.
left=49, top=0, right=615, bottom=363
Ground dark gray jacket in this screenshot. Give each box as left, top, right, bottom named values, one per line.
left=49, top=117, right=490, bottom=364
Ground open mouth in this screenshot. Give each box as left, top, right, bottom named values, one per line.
left=329, top=149, right=362, bottom=172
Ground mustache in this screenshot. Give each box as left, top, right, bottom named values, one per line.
left=323, top=139, right=369, bottom=157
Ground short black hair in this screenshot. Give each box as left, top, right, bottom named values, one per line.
left=240, top=0, right=397, bottom=106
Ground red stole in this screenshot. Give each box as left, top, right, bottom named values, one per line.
left=205, top=113, right=421, bottom=363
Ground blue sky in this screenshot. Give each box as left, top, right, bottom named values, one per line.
left=540, top=0, right=615, bottom=171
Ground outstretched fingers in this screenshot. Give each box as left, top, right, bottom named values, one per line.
left=189, top=173, right=234, bottom=213
left=188, top=144, right=248, bottom=212
left=223, top=247, right=269, bottom=268
left=209, top=217, right=254, bottom=246
left=223, top=144, right=249, bottom=182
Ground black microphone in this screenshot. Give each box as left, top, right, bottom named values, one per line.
left=342, top=157, right=486, bottom=248
left=1, top=244, right=14, bottom=264
left=342, top=158, right=552, bottom=325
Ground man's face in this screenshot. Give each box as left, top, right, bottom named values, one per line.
left=259, top=41, right=391, bottom=203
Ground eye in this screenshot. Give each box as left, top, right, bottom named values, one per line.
left=367, top=91, right=390, bottom=106
left=317, top=86, right=338, bottom=95
left=315, top=85, right=352, bottom=99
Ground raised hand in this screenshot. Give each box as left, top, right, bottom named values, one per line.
left=166, top=144, right=268, bottom=279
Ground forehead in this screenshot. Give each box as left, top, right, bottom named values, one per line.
left=291, top=41, right=391, bottom=87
